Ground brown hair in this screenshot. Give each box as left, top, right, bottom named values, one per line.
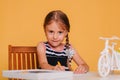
left=43, top=10, right=70, bottom=49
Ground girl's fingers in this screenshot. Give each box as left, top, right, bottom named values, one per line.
left=74, top=65, right=88, bottom=74
left=54, top=65, right=65, bottom=71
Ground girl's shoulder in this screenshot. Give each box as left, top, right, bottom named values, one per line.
left=37, top=42, right=46, bottom=51
left=67, top=44, right=76, bottom=52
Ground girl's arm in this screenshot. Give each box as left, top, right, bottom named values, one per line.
left=37, top=42, right=65, bottom=70
left=37, top=42, right=54, bottom=70
left=72, top=48, right=89, bottom=74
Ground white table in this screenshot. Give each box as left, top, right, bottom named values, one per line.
left=2, top=69, right=120, bottom=80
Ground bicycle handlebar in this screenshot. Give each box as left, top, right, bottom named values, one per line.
left=99, top=36, right=120, bottom=40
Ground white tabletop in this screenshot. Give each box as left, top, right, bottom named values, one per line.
left=2, top=69, right=120, bottom=80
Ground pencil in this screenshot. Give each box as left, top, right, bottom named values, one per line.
left=57, top=61, right=70, bottom=71
left=57, top=61, right=61, bottom=66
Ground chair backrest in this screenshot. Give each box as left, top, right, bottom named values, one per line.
left=8, top=45, right=39, bottom=70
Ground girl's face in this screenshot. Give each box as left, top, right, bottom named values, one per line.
left=45, top=21, right=68, bottom=48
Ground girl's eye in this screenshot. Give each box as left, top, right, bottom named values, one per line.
left=49, top=31, right=54, bottom=33
left=58, top=31, right=63, bottom=34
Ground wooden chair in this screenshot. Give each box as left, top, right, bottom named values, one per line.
left=8, top=45, right=39, bottom=80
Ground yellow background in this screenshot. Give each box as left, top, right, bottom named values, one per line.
left=1, top=0, right=120, bottom=79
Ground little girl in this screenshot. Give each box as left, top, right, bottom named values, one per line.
left=37, top=10, right=89, bottom=74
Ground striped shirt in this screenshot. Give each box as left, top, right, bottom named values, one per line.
left=44, top=42, right=68, bottom=67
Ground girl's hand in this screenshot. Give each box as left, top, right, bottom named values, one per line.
left=53, top=65, right=66, bottom=71
left=74, top=64, right=89, bottom=74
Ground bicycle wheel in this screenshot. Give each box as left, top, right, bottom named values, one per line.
left=98, top=54, right=110, bottom=77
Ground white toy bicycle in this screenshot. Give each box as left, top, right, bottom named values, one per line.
left=98, top=36, right=120, bottom=77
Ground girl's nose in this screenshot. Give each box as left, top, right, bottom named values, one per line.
left=53, top=33, right=58, bottom=39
